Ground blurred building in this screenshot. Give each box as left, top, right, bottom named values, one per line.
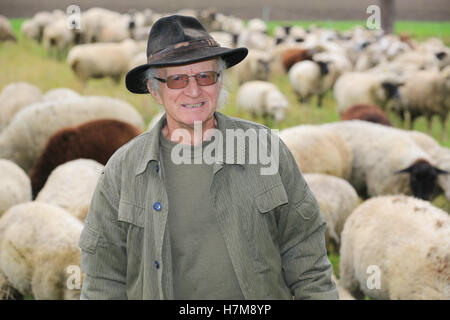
left=1, top=0, right=449, bottom=21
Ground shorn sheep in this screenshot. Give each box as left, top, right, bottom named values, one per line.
left=0, top=160, right=32, bottom=218
left=279, top=125, right=353, bottom=180
left=322, top=120, right=448, bottom=201
left=304, top=173, right=359, bottom=251
left=340, top=104, right=392, bottom=126
left=0, top=96, right=145, bottom=172
left=35, top=159, right=104, bottom=222
left=0, top=202, right=84, bottom=300
left=339, top=195, right=449, bottom=300
left=236, top=81, right=288, bottom=122
left=29, top=119, right=142, bottom=197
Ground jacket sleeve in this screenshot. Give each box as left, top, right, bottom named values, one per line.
left=78, top=165, right=128, bottom=300
left=277, top=138, right=338, bottom=300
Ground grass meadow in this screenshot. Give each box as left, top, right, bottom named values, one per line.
left=1, top=19, right=449, bottom=291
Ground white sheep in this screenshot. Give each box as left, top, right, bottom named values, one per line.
left=339, top=195, right=450, bottom=299
left=288, top=59, right=336, bottom=106
left=128, top=51, right=147, bottom=71
left=333, top=72, right=403, bottom=114
left=279, top=125, right=353, bottom=180
left=232, top=49, right=272, bottom=84
left=79, top=7, right=123, bottom=43
left=0, top=95, right=145, bottom=172
left=247, top=18, right=267, bottom=34
left=236, top=81, right=288, bottom=122
left=42, top=18, right=75, bottom=58
left=237, top=26, right=274, bottom=51
left=35, top=159, right=104, bottom=222
left=210, top=31, right=236, bottom=48
left=0, top=159, right=32, bottom=217
left=322, top=120, right=447, bottom=201
left=398, top=67, right=450, bottom=138
left=67, top=39, right=143, bottom=83
left=0, top=15, right=16, bottom=42
left=304, top=173, right=359, bottom=249
left=42, top=88, right=80, bottom=101
left=0, top=82, right=43, bottom=132
left=31, top=11, right=55, bottom=43
left=0, top=202, right=83, bottom=299
left=20, top=19, right=40, bottom=41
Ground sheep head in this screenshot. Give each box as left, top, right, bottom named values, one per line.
left=395, top=159, right=449, bottom=201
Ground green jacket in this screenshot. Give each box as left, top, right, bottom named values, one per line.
left=79, top=111, right=338, bottom=300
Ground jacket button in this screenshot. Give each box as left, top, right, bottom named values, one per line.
left=153, top=202, right=161, bottom=211
left=155, top=164, right=159, bottom=173
left=154, top=260, right=160, bottom=269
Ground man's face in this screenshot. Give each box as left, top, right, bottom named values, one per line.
left=148, top=59, right=222, bottom=132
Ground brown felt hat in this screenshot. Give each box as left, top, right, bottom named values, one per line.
left=125, top=15, right=248, bottom=94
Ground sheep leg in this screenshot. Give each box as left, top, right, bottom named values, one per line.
left=403, top=110, right=411, bottom=129
left=426, top=116, right=433, bottom=134
left=442, top=116, right=448, bottom=141
left=112, top=75, right=122, bottom=84
left=317, top=94, right=324, bottom=107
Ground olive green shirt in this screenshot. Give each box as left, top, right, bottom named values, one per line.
left=159, top=133, right=244, bottom=299
left=79, top=111, right=338, bottom=300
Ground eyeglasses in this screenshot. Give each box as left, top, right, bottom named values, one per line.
left=154, top=71, right=220, bottom=89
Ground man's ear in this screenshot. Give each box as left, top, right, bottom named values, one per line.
left=147, top=80, right=163, bottom=105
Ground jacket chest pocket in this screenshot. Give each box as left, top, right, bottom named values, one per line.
left=118, top=201, right=145, bottom=227
left=118, top=200, right=146, bottom=261
left=245, top=183, right=288, bottom=273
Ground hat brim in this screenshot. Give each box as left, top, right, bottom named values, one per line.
left=125, top=46, right=248, bottom=94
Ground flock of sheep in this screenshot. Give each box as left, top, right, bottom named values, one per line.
left=0, top=7, right=449, bottom=300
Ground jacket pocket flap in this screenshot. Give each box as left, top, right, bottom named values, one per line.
left=254, top=184, right=288, bottom=213
left=118, top=201, right=145, bottom=227
left=79, top=224, right=100, bottom=254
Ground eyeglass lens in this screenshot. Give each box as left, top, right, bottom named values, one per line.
left=166, top=71, right=219, bottom=89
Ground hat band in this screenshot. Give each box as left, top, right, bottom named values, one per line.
left=147, top=38, right=221, bottom=63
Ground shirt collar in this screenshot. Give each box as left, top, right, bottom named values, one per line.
left=135, top=111, right=245, bottom=176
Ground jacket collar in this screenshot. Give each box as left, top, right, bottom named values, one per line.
left=135, top=111, right=245, bottom=176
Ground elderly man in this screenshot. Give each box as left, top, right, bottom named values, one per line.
left=79, top=15, right=337, bottom=300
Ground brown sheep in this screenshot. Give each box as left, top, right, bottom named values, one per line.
left=341, top=104, right=392, bottom=126
left=29, top=119, right=142, bottom=197
left=281, top=48, right=313, bottom=72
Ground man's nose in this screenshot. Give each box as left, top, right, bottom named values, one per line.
left=184, top=76, right=201, bottom=97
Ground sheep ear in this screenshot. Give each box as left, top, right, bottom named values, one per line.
left=395, top=166, right=412, bottom=174
left=435, top=51, right=447, bottom=60
left=435, top=167, right=450, bottom=175
left=317, top=61, right=329, bottom=76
